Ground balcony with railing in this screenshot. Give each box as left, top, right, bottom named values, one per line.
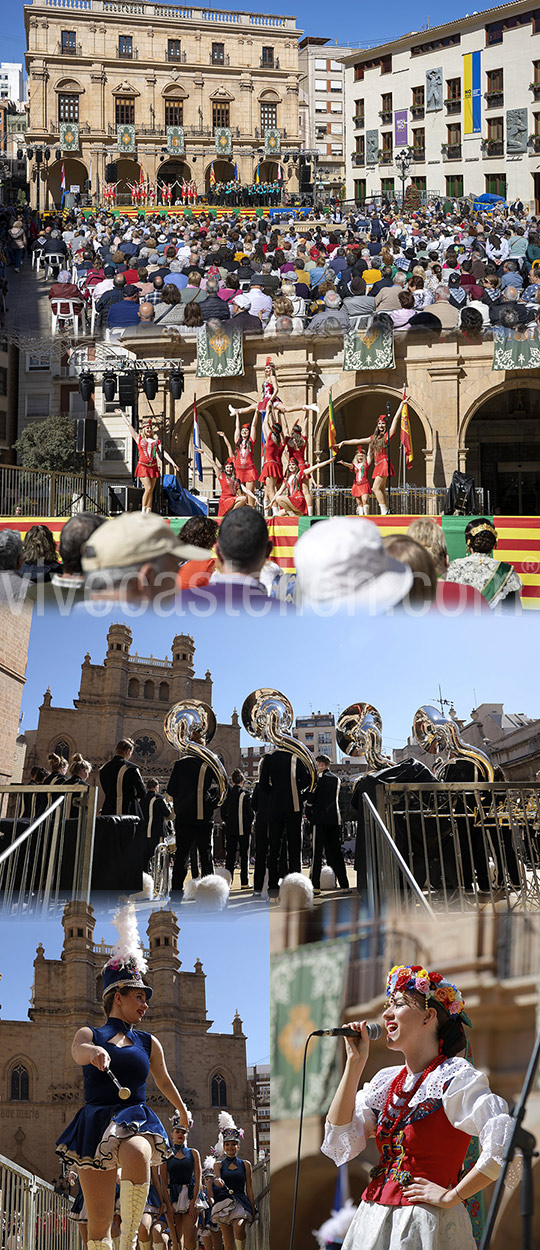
left=352, top=151, right=365, bottom=166
left=531, top=80, right=540, bottom=100
left=482, top=138, right=504, bottom=157
left=352, top=114, right=365, bottom=128
left=58, top=41, right=82, bottom=56
left=118, top=46, right=139, bottom=59
left=411, top=104, right=425, bottom=119
left=260, top=55, right=279, bottom=68
left=444, top=96, right=461, bottom=115
left=210, top=52, right=230, bottom=65
left=412, top=146, right=425, bottom=162
left=485, top=90, right=504, bottom=109
left=379, top=110, right=392, bottom=125
left=166, top=49, right=188, bottom=62
left=529, top=134, right=540, bottom=153
left=442, top=143, right=462, bottom=159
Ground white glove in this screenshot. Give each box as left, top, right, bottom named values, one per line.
left=229, top=405, right=238, bottom=416
left=304, top=404, right=319, bottom=414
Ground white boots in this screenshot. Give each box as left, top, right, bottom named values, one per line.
left=119, top=1180, right=149, bottom=1250
left=88, top=1240, right=113, bottom=1250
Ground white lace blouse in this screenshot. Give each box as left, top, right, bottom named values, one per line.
left=322, top=1057, right=514, bottom=1181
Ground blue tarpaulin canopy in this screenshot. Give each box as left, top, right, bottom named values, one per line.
left=161, top=475, right=207, bottom=516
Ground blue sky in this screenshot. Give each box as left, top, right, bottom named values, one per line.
left=0, top=905, right=269, bottom=1065
left=8, top=0, right=507, bottom=80
left=21, top=610, right=540, bottom=751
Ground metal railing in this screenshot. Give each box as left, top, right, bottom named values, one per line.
left=0, top=464, right=132, bottom=517
left=315, top=485, right=450, bottom=517
left=361, top=782, right=540, bottom=915
left=0, top=1152, right=79, bottom=1250
left=250, top=1158, right=270, bottom=1250
left=0, top=784, right=97, bottom=912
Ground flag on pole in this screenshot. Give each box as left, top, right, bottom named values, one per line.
left=277, top=162, right=282, bottom=181
left=139, top=162, right=144, bottom=184
left=255, top=162, right=260, bottom=184
left=209, top=161, right=216, bottom=187
left=60, top=162, right=66, bottom=206
left=328, top=389, right=338, bottom=457
left=193, top=396, right=203, bottom=484
left=234, top=161, right=238, bottom=180
left=400, top=388, right=413, bottom=467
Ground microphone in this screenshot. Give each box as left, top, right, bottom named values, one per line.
left=312, top=1023, right=382, bottom=1040
left=386, top=400, right=391, bottom=424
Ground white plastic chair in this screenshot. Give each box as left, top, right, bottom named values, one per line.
left=50, top=299, right=82, bottom=338
left=90, top=297, right=99, bottom=336
left=44, top=253, right=67, bottom=279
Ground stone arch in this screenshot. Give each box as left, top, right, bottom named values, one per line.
left=313, top=384, right=431, bottom=488
left=254, top=160, right=280, bottom=181
left=205, top=159, right=235, bottom=191
left=47, top=157, right=88, bottom=207
left=257, top=87, right=281, bottom=103
left=170, top=390, right=260, bottom=492
left=128, top=677, right=140, bottom=698
left=144, top=680, right=154, bottom=701
left=115, top=157, right=144, bottom=200
left=157, top=158, right=192, bottom=187
left=159, top=681, right=170, bottom=702
left=4, top=1054, right=39, bottom=1103
left=161, top=82, right=189, bottom=99
left=460, top=380, right=540, bottom=514
left=53, top=76, right=85, bottom=95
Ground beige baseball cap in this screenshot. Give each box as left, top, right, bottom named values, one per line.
left=81, top=512, right=213, bottom=572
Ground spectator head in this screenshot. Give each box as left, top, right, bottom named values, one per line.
left=406, top=518, right=448, bottom=578
left=324, top=290, right=342, bottom=309
left=57, top=270, right=71, bottom=283
left=205, top=278, right=220, bottom=295
left=81, top=513, right=212, bottom=602
left=393, top=272, right=407, bottom=287
left=460, top=306, right=484, bottom=336
left=275, top=315, right=294, bottom=334
left=503, top=286, right=519, bottom=303
left=187, top=270, right=202, bottom=287
left=0, top=529, right=23, bottom=571
left=232, top=293, right=251, bottom=313
left=465, top=517, right=497, bottom=555
left=115, top=738, right=134, bottom=759
left=383, top=535, right=437, bottom=607
left=294, top=517, right=413, bottom=612
left=231, top=769, right=244, bottom=785
left=59, top=512, right=106, bottom=575
left=138, top=302, right=155, bottom=323
left=153, top=275, right=165, bottom=293
left=146, top=777, right=159, bottom=791
left=398, top=290, right=415, bottom=309
left=498, top=306, right=520, bottom=328
left=123, top=285, right=140, bottom=301
left=435, top=285, right=451, bottom=302
left=215, top=509, right=271, bottom=576
left=113, top=273, right=126, bottom=290
left=161, top=283, right=182, bottom=305
left=183, top=301, right=203, bottom=326
left=22, top=524, right=58, bottom=566
left=349, top=275, right=367, bottom=296
left=181, top=516, right=219, bottom=550
left=104, top=264, right=115, bottom=277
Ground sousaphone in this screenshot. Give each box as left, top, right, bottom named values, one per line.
left=164, top=700, right=228, bottom=804
left=336, top=702, right=392, bottom=770
left=241, top=688, right=317, bottom=791
left=412, top=705, right=494, bottom=781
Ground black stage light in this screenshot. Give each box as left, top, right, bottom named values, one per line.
left=55, top=148, right=62, bottom=162
left=44, top=147, right=51, bottom=161
left=143, top=370, right=159, bottom=401
left=27, top=147, right=34, bottom=160
left=79, top=370, right=95, bottom=401
left=169, top=368, right=184, bottom=400
left=102, top=369, right=117, bottom=402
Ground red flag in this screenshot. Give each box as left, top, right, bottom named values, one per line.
left=400, top=390, right=413, bottom=468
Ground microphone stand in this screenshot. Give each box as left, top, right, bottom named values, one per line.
left=479, top=1025, right=540, bottom=1250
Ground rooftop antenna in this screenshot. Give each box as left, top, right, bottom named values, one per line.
left=431, top=684, right=454, bottom=715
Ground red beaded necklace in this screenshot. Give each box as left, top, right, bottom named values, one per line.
left=380, top=1054, right=446, bottom=1135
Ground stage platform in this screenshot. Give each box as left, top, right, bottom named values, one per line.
left=3, top=514, right=539, bottom=609
left=81, top=204, right=304, bottom=221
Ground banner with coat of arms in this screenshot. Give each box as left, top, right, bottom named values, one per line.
left=215, top=127, right=232, bottom=156
left=166, top=126, right=185, bottom=155
left=196, top=324, right=244, bottom=377
left=343, top=324, right=395, bottom=371
left=117, top=124, right=136, bottom=154
left=59, top=122, right=79, bottom=153
left=264, top=127, right=280, bottom=156
left=271, top=940, right=349, bottom=1120
left=492, top=327, right=540, bottom=370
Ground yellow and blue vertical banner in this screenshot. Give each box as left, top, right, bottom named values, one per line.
left=464, top=51, right=482, bottom=134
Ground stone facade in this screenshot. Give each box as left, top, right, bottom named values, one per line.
left=342, top=0, right=540, bottom=209
left=298, top=37, right=347, bottom=198
left=23, top=622, right=241, bottom=786
left=23, top=0, right=302, bottom=209
left=0, top=901, right=253, bottom=1180
left=0, top=601, right=33, bottom=784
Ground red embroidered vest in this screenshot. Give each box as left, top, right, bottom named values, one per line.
left=362, top=1101, right=471, bottom=1207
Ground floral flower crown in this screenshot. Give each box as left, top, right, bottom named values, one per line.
left=386, top=965, right=472, bottom=1027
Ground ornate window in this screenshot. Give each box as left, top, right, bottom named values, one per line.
left=10, top=1064, right=29, bottom=1102
left=212, top=43, right=225, bottom=65
left=58, top=94, right=79, bottom=123
left=159, top=682, right=169, bottom=702
left=53, top=740, right=70, bottom=761
left=168, top=39, right=182, bottom=62
left=212, top=102, right=230, bottom=129
left=115, top=97, right=135, bottom=125
left=260, top=102, right=277, bottom=130
left=165, top=101, right=183, bottom=127
left=211, top=1073, right=228, bottom=1107
left=128, top=678, right=140, bottom=698
left=61, top=30, right=76, bottom=53
left=119, top=36, right=133, bottom=59
left=144, top=680, right=154, bottom=701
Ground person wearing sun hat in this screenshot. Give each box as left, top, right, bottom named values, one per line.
left=322, top=963, right=515, bottom=1250
left=56, top=905, right=189, bottom=1250
left=211, top=1112, right=255, bottom=1250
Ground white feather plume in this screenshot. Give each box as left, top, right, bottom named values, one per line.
left=217, top=1111, right=236, bottom=1131
left=111, top=902, right=147, bottom=972
left=313, top=1200, right=357, bottom=1247
left=320, top=866, right=336, bottom=890
left=279, top=873, right=314, bottom=910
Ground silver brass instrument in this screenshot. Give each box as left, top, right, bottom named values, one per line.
left=336, top=703, right=392, bottom=770
left=241, top=688, right=317, bottom=791
left=413, top=705, right=494, bottom=782
left=163, top=700, right=228, bottom=804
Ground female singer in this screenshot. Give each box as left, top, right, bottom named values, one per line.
left=56, top=911, right=189, bottom=1250
left=272, top=454, right=336, bottom=517
left=212, top=1114, right=255, bottom=1250
left=160, top=1114, right=201, bottom=1250
left=337, top=446, right=371, bottom=516
left=119, top=414, right=180, bottom=514
left=322, top=964, right=515, bottom=1250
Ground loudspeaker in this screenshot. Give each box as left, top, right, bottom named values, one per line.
left=298, top=156, right=312, bottom=190
left=76, top=418, right=98, bottom=454
left=108, top=485, right=127, bottom=514
left=118, top=373, right=137, bottom=408
left=127, top=486, right=142, bottom=511
left=105, top=162, right=118, bottom=182
left=207, top=497, right=219, bottom=517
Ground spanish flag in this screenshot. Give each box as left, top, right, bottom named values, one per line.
left=328, top=390, right=338, bottom=457
left=400, top=390, right=413, bottom=467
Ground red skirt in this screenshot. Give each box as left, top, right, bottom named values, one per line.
left=235, top=466, right=259, bottom=484
left=218, top=494, right=237, bottom=517
left=260, top=462, right=283, bottom=484
left=135, top=463, right=160, bottom=479
left=373, top=457, right=395, bottom=479
left=352, top=479, right=371, bottom=497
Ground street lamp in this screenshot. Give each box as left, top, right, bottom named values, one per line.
left=26, top=145, right=52, bottom=215
left=394, top=146, right=414, bottom=208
